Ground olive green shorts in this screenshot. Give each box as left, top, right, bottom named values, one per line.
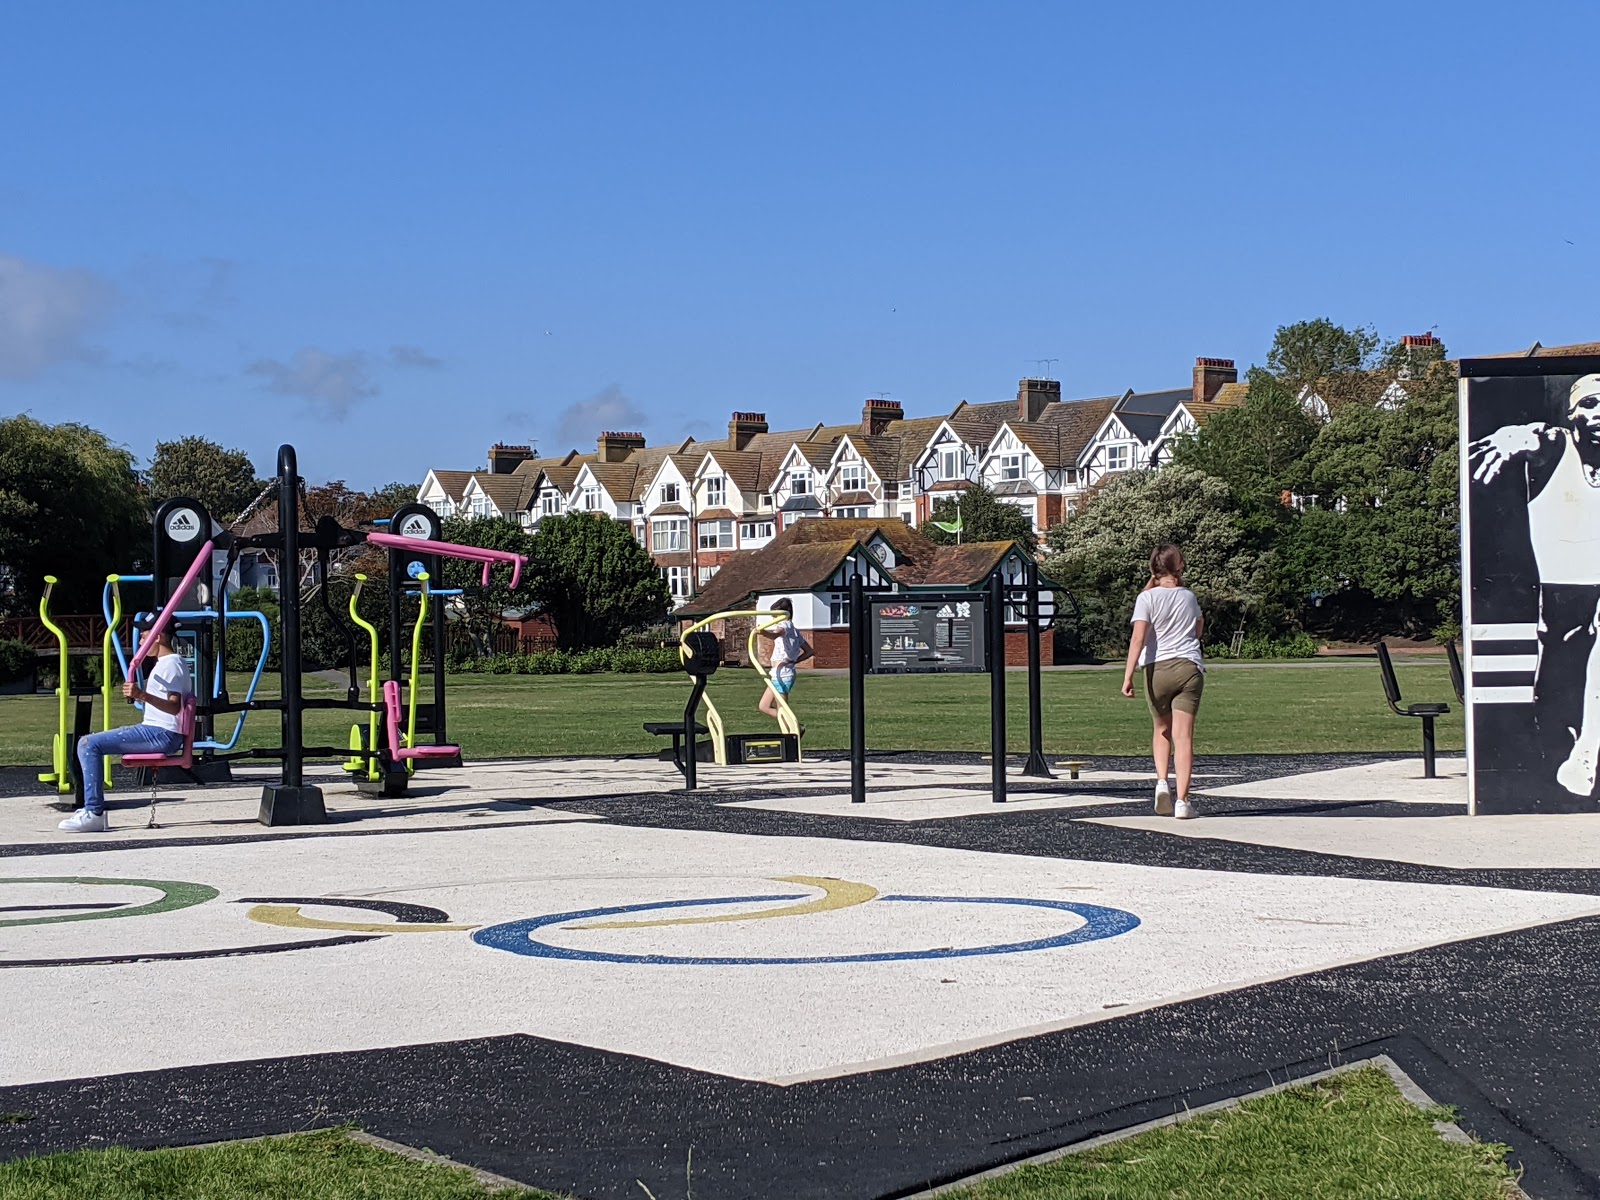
left=1145, top=658, right=1204, bottom=716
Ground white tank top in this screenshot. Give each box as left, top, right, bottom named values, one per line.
left=1527, top=436, right=1600, bottom=585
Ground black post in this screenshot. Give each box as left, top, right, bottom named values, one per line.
left=849, top=572, right=867, bottom=804
left=1020, top=561, right=1053, bottom=778
left=1422, top=716, right=1437, bottom=779
left=683, top=675, right=704, bottom=790
left=259, top=445, right=327, bottom=826
left=989, top=572, right=1007, bottom=803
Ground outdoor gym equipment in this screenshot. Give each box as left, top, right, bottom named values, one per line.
left=649, top=610, right=803, bottom=787
left=343, top=573, right=383, bottom=783
left=36, top=576, right=84, bottom=798
left=121, top=695, right=198, bottom=828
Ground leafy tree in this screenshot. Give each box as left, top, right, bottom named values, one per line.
left=146, top=436, right=262, bottom=524
left=436, top=516, right=536, bottom=654
left=1171, top=368, right=1318, bottom=525
left=1266, top=318, right=1384, bottom=411
left=1043, top=466, right=1274, bottom=657
left=1285, top=352, right=1460, bottom=637
left=528, top=513, right=670, bottom=650
left=368, top=480, right=420, bottom=519
left=923, top=481, right=1038, bottom=553
left=0, top=416, right=148, bottom=614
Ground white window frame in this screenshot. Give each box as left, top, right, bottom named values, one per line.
left=839, top=463, right=866, bottom=492
left=662, top=565, right=691, bottom=599
left=790, top=470, right=812, bottom=495
left=1000, top=454, right=1023, bottom=481
left=660, top=482, right=680, bottom=505
left=833, top=506, right=870, bottom=519
left=939, top=448, right=963, bottom=480
left=705, top=477, right=725, bottom=507
left=651, top=518, right=689, bottom=552
left=739, top=520, right=775, bottom=541
left=1106, top=444, right=1131, bottom=472
left=582, top=485, right=602, bottom=511
left=698, top=519, right=734, bottom=550
left=541, top=492, right=561, bottom=516
left=829, top=593, right=850, bottom=627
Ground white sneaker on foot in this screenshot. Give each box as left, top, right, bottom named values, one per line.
left=58, top=809, right=108, bottom=833
left=1174, top=799, right=1196, bottom=820
left=1154, top=778, right=1173, bottom=816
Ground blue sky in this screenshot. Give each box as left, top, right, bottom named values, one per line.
left=3, top=1, right=1596, bottom=487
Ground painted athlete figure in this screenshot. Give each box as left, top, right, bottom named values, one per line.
left=1470, top=373, right=1600, bottom=798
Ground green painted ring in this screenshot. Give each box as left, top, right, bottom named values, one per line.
left=0, top=877, right=219, bottom=928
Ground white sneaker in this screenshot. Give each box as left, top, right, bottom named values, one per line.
left=1154, top=779, right=1173, bottom=816
left=1174, top=799, right=1196, bottom=820
left=58, top=809, right=108, bottom=833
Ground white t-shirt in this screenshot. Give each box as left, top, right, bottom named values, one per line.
left=768, top=620, right=806, bottom=668
left=1130, top=586, right=1204, bottom=669
left=142, top=654, right=192, bottom=733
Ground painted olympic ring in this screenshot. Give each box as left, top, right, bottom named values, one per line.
left=0, top=877, right=218, bottom=929
left=472, top=894, right=1141, bottom=965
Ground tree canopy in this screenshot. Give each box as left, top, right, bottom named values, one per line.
left=923, top=482, right=1038, bottom=553
left=527, top=513, right=671, bottom=650
left=145, top=436, right=262, bottom=524
left=436, top=516, right=536, bottom=654
left=0, top=416, right=148, bottom=614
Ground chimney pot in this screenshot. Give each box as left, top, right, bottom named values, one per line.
left=486, top=442, right=536, bottom=474
left=861, top=397, right=904, bottom=436
left=727, top=410, right=770, bottom=451
left=1017, top=377, right=1060, bottom=423
left=1192, top=356, right=1238, bottom=405
left=595, top=431, right=646, bottom=462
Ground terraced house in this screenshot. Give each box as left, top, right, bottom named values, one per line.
left=416, top=357, right=1243, bottom=603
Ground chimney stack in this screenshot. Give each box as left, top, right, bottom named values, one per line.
left=727, top=411, right=769, bottom=451
left=1018, top=378, right=1060, bottom=423
left=487, top=443, right=535, bottom=474
left=1401, top=333, right=1438, bottom=351
left=1192, top=357, right=1237, bottom=406
left=861, top=397, right=904, bottom=437
left=596, top=431, right=646, bottom=463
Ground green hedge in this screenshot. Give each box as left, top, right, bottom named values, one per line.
left=454, top=646, right=684, bottom=675
left=0, top=639, right=35, bottom=684
left=1205, top=632, right=1319, bottom=660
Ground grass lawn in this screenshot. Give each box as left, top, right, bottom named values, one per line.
left=0, top=1129, right=554, bottom=1199
left=949, top=1066, right=1518, bottom=1200
left=0, top=660, right=1462, bottom=768
left=0, top=1069, right=1516, bottom=1199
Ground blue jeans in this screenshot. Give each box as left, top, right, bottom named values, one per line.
left=76, top=725, right=184, bottom=815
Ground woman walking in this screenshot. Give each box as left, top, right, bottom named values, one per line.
left=1121, top=544, right=1205, bottom=818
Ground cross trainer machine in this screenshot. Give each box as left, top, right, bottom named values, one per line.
left=647, top=609, right=802, bottom=788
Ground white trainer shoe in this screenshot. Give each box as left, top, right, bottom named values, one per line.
left=1154, top=778, right=1173, bottom=816
left=1174, top=799, right=1196, bottom=820
left=58, top=809, right=108, bottom=833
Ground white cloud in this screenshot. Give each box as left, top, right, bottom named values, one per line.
left=390, top=344, right=443, bottom=369
left=0, top=253, right=115, bottom=380
left=556, top=384, right=649, bottom=445
left=247, top=347, right=376, bottom=420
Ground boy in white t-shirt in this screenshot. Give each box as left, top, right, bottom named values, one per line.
left=756, top=597, right=812, bottom=729
left=60, top=623, right=191, bottom=833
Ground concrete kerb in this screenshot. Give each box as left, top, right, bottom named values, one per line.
left=896, top=1054, right=1529, bottom=1200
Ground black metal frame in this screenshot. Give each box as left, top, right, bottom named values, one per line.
left=848, top=567, right=1057, bottom=804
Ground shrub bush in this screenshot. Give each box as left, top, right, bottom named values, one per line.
left=0, top=639, right=35, bottom=684
left=1205, top=632, right=1319, bottom=660
left=451, top=644, right=682, bottom=675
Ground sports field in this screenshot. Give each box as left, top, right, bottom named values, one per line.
left=0, top=659, right=1460, bottom=768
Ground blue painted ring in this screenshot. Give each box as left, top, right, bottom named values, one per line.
left=472, top=893, right=1140, bottom=965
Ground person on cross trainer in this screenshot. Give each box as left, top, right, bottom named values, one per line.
left=59, top=622, right=191, bottom=834
left=755, top=597, right=812, bottom=731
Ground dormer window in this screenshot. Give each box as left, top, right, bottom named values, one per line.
left=705, top=477, right=725, bottom=507
left=582, top=484, right=601, bottom=510
left=839, top=463, right=866, bottom=492
left=661, top=482, right=680, bottom=504
left=791, top=471, right=812, bottom=495
left=939, top=448, right=963, bottom=481
left=1000, top=454, right=1023, bottom=481
left=1106, top=445, right=1131, bottom=472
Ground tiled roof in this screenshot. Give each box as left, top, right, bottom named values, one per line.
left=1117, top=412, right=1167, bottom=443
left=896, top=541, right=1016, bottom=587
left=1208, top=381, right=1248, bottom=408
left=650, top=503, right=689, bottom=517
left=584, top=461, right=640, bottom=501
left=1041, top=396, right=1119, bottom=461
left=1479, top=340, right=1600, bottom=358
left=1116, top=387, right=1189, bottom=417
left=426, top=470, right=473, bottom=503
left=696, top=507, right=738, bottom=521
left=830, top=491, right=876, bottom=506
left=700, top=449, right=766, bottom=496
left=472, top=473, right=535, bottom=515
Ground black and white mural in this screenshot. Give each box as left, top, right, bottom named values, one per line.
left=1462, top=360, right=1600, bottom=813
